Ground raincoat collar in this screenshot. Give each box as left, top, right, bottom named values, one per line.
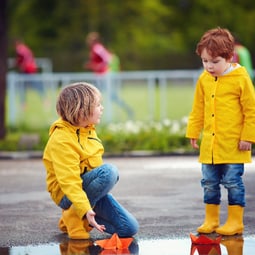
left=49, top=118, right=95, bottom=136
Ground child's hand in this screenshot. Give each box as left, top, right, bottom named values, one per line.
left=239, top=140, right=252, bottom=151
left=86, top=209, right=106, bottom=233
left=190, top=138, right=199, bottom=149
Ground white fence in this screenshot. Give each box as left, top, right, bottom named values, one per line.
left=8, top=58, right=53, bottom=73
left=7, top=69, right=202, bottom=126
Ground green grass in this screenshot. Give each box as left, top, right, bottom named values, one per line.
left=6, top=87, right=59, bottom=129
left=155, top=82, right=195, bottom=120
left=3, top=82, right=195, bottom=151
left=103, top=81, right=195, bottom=123
left=6, top=81, right=195, bottom=129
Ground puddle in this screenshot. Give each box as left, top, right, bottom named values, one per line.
left=2, top=236, right=254, bottom=255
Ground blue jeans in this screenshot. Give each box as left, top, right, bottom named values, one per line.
left=59, top=163, right=139, bottom=237
left=201, top=163, right=245, bottom=206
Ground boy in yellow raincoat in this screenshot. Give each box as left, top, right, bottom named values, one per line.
left=186, top=27, right=255, bottom=236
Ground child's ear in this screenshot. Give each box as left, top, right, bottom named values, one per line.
left=226, top=58, right=232, bottom=64
left=228, top=53, right=234, bottom=62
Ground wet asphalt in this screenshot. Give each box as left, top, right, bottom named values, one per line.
left=0, top=154, right=255, bottom=253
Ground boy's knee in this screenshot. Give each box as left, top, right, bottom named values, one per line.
left=102, top=163, right=119, bottom=182
left=129, top=221, right=139, bottom=236
left=119, top=221, right=139, bottom=237
left=222, top=180, right=239, bottom=189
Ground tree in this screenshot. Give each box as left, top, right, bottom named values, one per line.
left=7, top=0, right=255, bottom=71
left=0, top=0, right=7, bottom=139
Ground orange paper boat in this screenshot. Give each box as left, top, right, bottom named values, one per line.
left=95, top=233, right=133, bottom=250
left=190, top=233, right=222, bottom=244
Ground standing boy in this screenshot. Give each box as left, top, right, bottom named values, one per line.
left=186, top=27, right=255, bottom=235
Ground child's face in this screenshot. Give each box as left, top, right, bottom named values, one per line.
left=89, top=96, right=104, bottom=125
left=79, top=95, right=104, bottom=127
left=201, top=48, right=232, bottom=77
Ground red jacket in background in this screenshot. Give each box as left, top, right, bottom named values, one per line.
left=86, top=42, right=112, bottom=74
left=15, top=42, right=38, bottom=74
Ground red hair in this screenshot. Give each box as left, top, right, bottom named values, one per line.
left=196, top=27, right=234, bottom=60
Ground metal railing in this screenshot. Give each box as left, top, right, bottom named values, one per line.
left=8, top=58, right=53, bottom=73
left=7, top=70, right=202, bottom=126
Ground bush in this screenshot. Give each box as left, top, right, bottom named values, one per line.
left=0, top=119, right=193, bottom=154
left=98, top=119, right=190, bottom=154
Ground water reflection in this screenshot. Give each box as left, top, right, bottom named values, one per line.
left=59, top=239, right=100, bottom=255
left=4, top=236, right=255, bottom=255
left=190, top=235, right=244, bottom=255
left=0, top=247, right=10, bottom=255
left=190, top=244, right=221, bottom=255
left=59, top=238, right=138, bottom=255
left=220, top=235, right=244, bottom=255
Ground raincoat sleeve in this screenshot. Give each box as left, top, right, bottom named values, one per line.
left=50, top=132, right=92, bottom=219
left=186, top=79, right=205, bottom=139
left=239, top=78, right=255, bottom=143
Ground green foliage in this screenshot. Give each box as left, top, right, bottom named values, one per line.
left=2, top=79, right=195, bottom=152
left=0, top=119, right=192, bottom=154
left=7, top=0, right=255, bottom=71
left=0, top=132, right=20, bottom=151
left=96, top=119, right=191, bottom=154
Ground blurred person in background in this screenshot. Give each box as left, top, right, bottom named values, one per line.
left=84, top=32, right=111, bottom=75
left=233, top=38, right=254, bottom=82
left=15, top=39, right=37, bottom=74
left=14, top=39, right=45, bottom=108
left=84, top=32, right=134, bottom=119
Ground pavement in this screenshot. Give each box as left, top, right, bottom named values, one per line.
left=0, top=155, right=255, bottom=248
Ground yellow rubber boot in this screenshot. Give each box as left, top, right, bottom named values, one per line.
left=197, top=204, right=220, bottom=234
left=58, top=211, right=67, bottom=233
left=220, top=236, right=244, bottom=255
left=58, top=213, right=93, bottom=233
left=62, top=206, right=90, bottom=239
left=216, top=205, right=244, bottom=235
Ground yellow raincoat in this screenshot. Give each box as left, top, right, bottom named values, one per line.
left=186, top=65, right=255, bottom=164
left=43, top=118, right=104, bottom=219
